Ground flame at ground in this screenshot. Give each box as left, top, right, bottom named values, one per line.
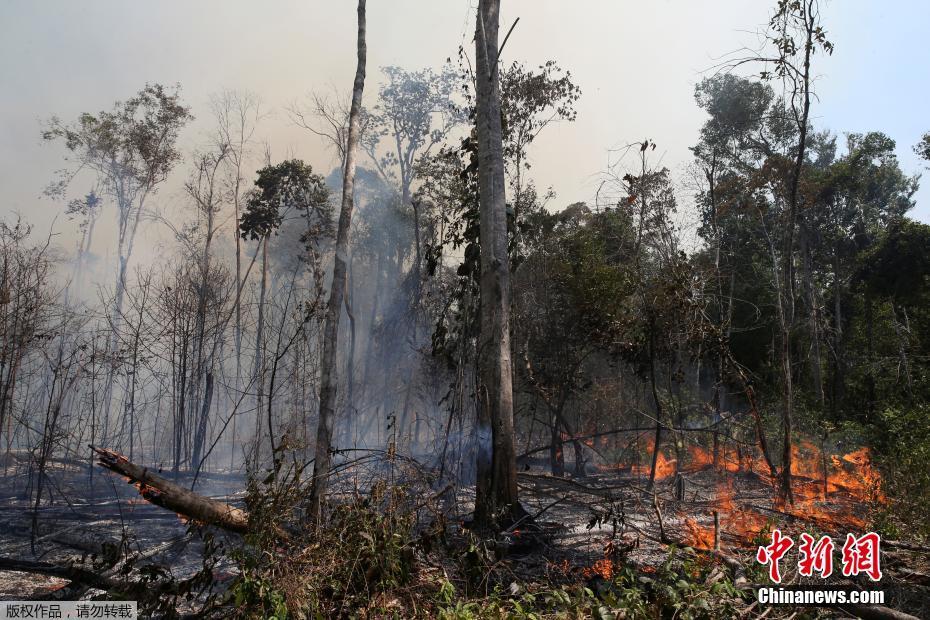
left=684, top=516, right=715, bottom=550
left=592, top=436, right=887, bottom=550
left=582, top=557, right=616, bottom=580
left=630, top=438, right=677, bottom=480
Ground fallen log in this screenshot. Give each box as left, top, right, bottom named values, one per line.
left=50, top=535, right=190, bottom=601
left=833, top=604, right=920, bottom=620
left=884, top=539, right=930, bottom=555
left=90, top=446, right=249, bottom=534
left=0, top=557, right=119, bottom=591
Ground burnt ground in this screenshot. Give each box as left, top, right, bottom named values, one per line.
left=1, top=454, right=928, bottom=618
left=0, top=458, right=243, bottom=603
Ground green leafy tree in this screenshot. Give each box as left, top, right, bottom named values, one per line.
left=240, top=159, right=331, bottom=465
left=43, top=83, right=192, bottom=443
left=915, top=132, right=930, bottom=166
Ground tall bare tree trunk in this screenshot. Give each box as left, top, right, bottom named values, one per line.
left=341, top=259, right=357, bottom=447
left=308, top=0, right=367, bottom=524
left=548, top=407, right=565, bottom=477
left=777, top=0, right=817, bottom=505
left=473, top=0, right=520, bottom=528
left=831, top=243, right=845, bottom=417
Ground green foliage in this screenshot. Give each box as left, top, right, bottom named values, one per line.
left=417, top=59, right=581, bottom=372
left=435, top=549, right=746, bottom=620
left=499, top=60, right=581, bottom=179
left=230, top=459, right=418, bottom=617
left=239, top=159, right=331, bottom=242
left=362, top=64, right=464, bottom=196
left=42, top=83, right=192, bottom=201
left=915, top=132, right=930, bottom=166
left=858, top=218, right=930, bottom=304
left=231, top=574, right=289, bottom=620
left=874, top=404, right=930, bottom=539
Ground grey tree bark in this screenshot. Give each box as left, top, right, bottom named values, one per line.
left=473, top=0, right=520, bottom=528
left=308, top=0, right=367, bottom=524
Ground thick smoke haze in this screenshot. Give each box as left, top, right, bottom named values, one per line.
left=1, top=2, right=929, bottom=617
left=2, top=0, right=928, bottom=262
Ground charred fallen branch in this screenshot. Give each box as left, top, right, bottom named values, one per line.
left=90, top=446, right=248, bottom=534
left=834, top=604, right=921, bottom=620
left=0, top=557, right=120, bottom=591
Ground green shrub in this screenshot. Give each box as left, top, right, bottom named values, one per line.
left=874, top=404, right=930, bottom=539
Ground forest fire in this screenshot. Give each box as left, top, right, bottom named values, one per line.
left=629, top=438, right=678, bottom=479
left=4, top=0, right=928, bottom=616
left=595, top=436, right=885, bottom=551
left=684, top=516, right=716, bottom=550
left=687, top=440, right=882, bottom=549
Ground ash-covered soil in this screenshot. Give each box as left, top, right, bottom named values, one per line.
left=0, top=457, right=245, bottom=601
left=1, top=451, right=926, bottom=618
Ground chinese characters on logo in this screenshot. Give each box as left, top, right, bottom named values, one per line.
left=756, top=530, right=882, bottom=583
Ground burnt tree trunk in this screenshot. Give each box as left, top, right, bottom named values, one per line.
left=92, top=446, right=249, bottom=534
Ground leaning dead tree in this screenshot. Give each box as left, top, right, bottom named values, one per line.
left=307, top=0, right=367, bottom=523
left=473, top=0, right=520, bottom=528
left=91, top=446, right=249, bottom=533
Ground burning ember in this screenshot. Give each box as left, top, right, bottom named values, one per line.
left=582, top=557, right=616, bottom=580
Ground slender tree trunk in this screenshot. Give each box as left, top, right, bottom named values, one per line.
left=800, top=225, right=825, bottom=408
left=191, top=200, right=218, bottom=473
left=232, top=163, right=244, bottom=471
left=251, top=236, right=269, bottom=466
left=308, top=0, right=367, bottom=524
left=831, top=245, right=844, bottom=417
left=473, top=0, right=520, bottom=528
left=865, top=290, right=876, bottom=420
left=361, top=250, right=384, bottom=396
left=192, top=372, right=214, bottom=480
left=777, top=3, right=814, bottom=505
left=103, top=194, right=147, bottom=449
left=341, top=259, right=357, bottom=446
left=549, top=406, right=565, bottom=477
left=173, top=332, right=189, bottom=479
left=891, top=305, right=913, bottom=396
left=646, top=325, right=664, bottom=492
left=126, top=279, right=150, bottom=461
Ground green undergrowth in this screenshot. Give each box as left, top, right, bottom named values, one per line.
left=435, top=549, right=748, bottom=620
left=221, top=460, right=759, bottom=619
left=211, top=450, right=839, bottom=619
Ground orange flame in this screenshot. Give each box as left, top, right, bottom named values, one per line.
left=631, top=438, right=677, bottom=480
left=582, top=557, right=615, bottom=580
left=667, top=439, right=884, bottom=549
left=591, top=435, right=882, bottom=548
left=684, top=516, right=715, bottom=550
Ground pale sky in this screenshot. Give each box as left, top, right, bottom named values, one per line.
left=1, top=1, right=927, bottom=263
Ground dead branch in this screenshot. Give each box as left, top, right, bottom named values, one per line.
left=51, top=535, right=190, bottom=601
left=0, top=557, right=119, bottom=591
left=90, top=445, right=249, bottom=534
left=884, top=539, right=930, bottom=555
left=517, top=471, right=638, bottom=498
left=652, top=492, right=669, bottom=544
left=833, top=604, right=919, bottom=620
